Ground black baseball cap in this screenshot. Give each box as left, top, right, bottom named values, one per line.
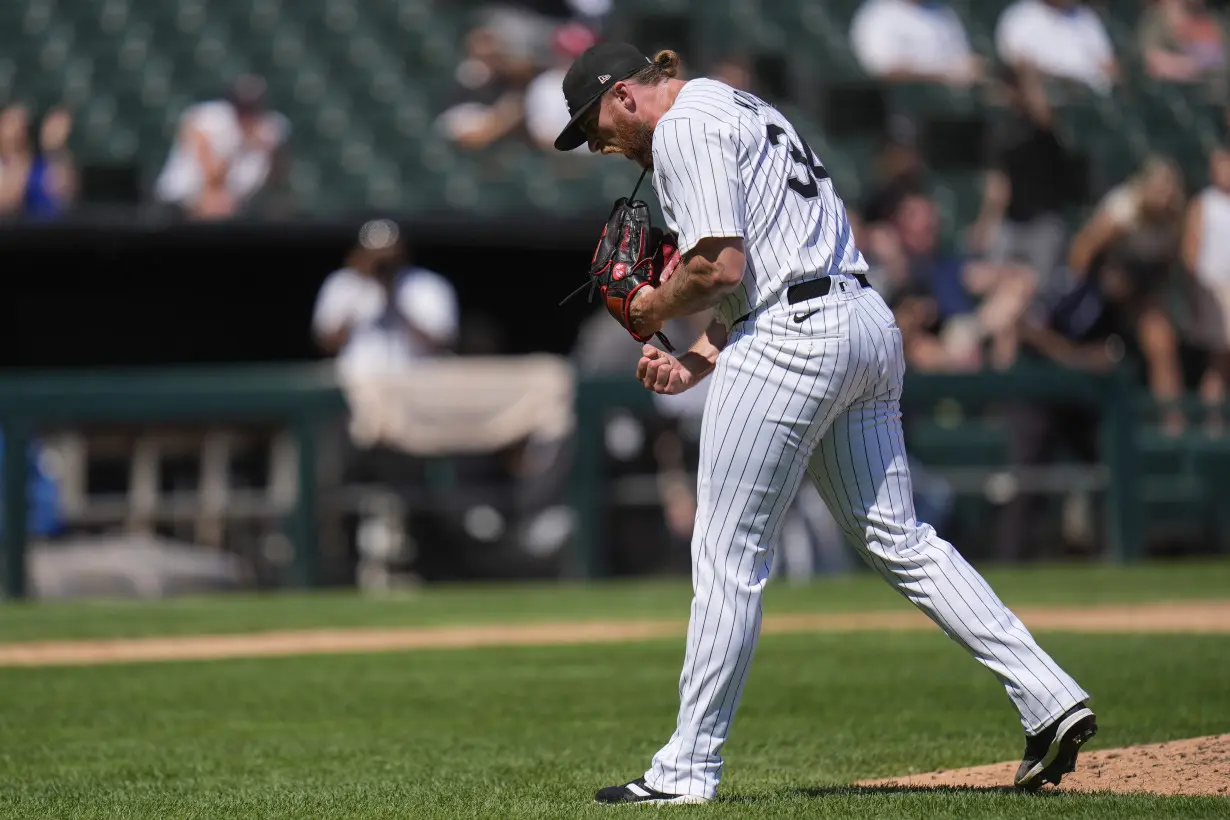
left=554, top=42, right=651, bottom=152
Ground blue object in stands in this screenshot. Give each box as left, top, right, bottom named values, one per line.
left=0, top=431, right=65, bottom=537
left=22, top=155, right=68, bottom=218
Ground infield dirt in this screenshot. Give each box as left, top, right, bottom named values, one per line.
left=1, top=599, right=1227, bottom=667
left=859, top=734, right=1230, bottom=798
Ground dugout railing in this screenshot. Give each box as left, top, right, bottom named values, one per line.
left=0, top=359, right=1190, bottom=601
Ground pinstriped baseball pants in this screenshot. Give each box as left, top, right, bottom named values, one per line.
left=644, top=276, right=1090, bottom=800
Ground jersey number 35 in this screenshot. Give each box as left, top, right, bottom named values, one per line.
left=766, top=123, right=829, bottom=201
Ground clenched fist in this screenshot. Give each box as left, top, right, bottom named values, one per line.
left=636, top=345, right=701, bottom=395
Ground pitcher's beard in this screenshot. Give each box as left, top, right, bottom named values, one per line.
left=613, top=116, right=655, bottom=169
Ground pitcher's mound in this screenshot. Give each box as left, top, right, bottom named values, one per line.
left=858, top=734, right=1230, bottom=797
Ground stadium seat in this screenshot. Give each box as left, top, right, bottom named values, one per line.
left=0, top=0, right=1219, bottom=222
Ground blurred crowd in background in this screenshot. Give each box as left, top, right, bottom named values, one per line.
left=7, top=0, right=1230, bottom=587
left=286, top=0, right=1230, bottom=576
left=5, top=1, right=1230, bottom=402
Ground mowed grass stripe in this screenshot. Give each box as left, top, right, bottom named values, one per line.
left=2, top=632, right=1229, bottom=818
left=3, top=600, right=1229, bottom=667
left=3, top=560, right=1230, bottom=644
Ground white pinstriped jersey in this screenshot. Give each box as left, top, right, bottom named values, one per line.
left=650, top=78, right=867, bottom=330
left=635, top=74, right=1091, bottom=810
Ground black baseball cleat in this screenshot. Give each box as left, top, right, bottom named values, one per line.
left=594, top=778, right=710, bottom=805
left=1014, top=703, right=1098, bottom=790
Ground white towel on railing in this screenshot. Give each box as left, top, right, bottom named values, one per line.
left=340, top=355, right=575, bottom=454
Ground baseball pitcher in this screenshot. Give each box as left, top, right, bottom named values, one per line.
left=555, top=42, right=1096, bottom=805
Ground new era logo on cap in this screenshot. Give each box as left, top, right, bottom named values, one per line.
left=554, top=42, right=652, bottom=151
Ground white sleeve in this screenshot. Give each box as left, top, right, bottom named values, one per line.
left=395, top=270, right=459, bottom=346
left=268, top=111, right=292, bottom=145
left=651, top=118, right=745, bottom=256
left=1084, top=12, right=1115, bottom=65
left=995, top=2, right=1030, bottom=64
left=1101, top=185, right=1137, bottom=225
left=183, top=102, right=214, bottom=131
left=850, top=2, right=897, bottom=76
left=524, top=73, right=567, bottom=146
left=946, top=10, right=974, bottom=59
left=312, top=272, right=356, bottom=337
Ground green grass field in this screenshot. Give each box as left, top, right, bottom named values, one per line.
left=1, top=559, right=1228, bottom=819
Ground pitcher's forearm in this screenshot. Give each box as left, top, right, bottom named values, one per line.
left=674, top=320, right=727, bottom=383
left=635, top=260, right=738, bottom=330
left=630, top=238, right=747, bottom=335
left=690, top=319, right=727, bottom=365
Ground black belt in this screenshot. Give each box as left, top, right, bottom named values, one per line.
left=733, top=273, right=871, bottom=326
left=786, top=272, right=871, bottom=304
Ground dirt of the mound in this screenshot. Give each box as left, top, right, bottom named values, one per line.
left=858, top=734, right=1230, bottom=797
left=1, top=599, right=1228, bottom=668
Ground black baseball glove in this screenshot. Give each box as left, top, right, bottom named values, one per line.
left=560, top=197, right=678, bottom=349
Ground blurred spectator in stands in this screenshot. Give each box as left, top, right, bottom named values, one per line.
left=851, top=0, right=984, bottom=86
left=0, top=104, right=76, bottom=219
left=859, top=118, right=926, bottom=228
left=525, top=22, right=598, bottom=152
left=1182, top=146, right=1230, bottom=429
left=996, top=0, right=1119, bottom=94
left=857, top=119, right=928, bottom=297
left=1068, top=156, right=1187, bottom=431
left=997, top=260, right=1132, bottom=561
left=312, top=219, right=459, bottom=378
left=563, top=0, right=612, bottom=33
left=476, top=0, right=591, bottom=48
left=883, top=193, right=1037, bottom=371
left=480, top=2, right=560, bottom=52
left=480, top=0, right=613, bottom=32
left=1140, top=0, right=1229, bottom=87
left=969, top=63, right=1079, bottom=301
left=153, top=75, right=291, bottom=221
left=437, top=25, right=536, bottom=151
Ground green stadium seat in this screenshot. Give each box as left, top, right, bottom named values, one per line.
left=957, top=0, right=1005, bottom=42
left=933, top=170, right=984, bottom=230
left=440, top=163, right=484, bottom=212
left=17, top=1, right=55, bottom=36
left=113, top=25, right=155, bottom=73
left=383, top=0, right=434, bottom=32
left=287, top=157, right=322, bottom=197
left=365, top=162, right=415, bottom=211
left=0, top=57, right=14, bottom=103
left=887, top=85, right=983, bottom=131
left=0, top=0, right=1214, bottom=227
left=246, top=0, right=283, bottom=35
left=820, top=0, right=866, bottom=25
left=0, top=4, right=21, bottom=34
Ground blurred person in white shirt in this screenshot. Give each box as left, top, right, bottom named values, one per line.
left=154, top=75, right=291, bottom=220
left=996, top=0, right=1118, bottom=94
left=312, top=219, right=459, bottom=378
left=525, top=22, right=598, bottom=152
left=436, top=24, right=538, bottom=151
left=851, top=0, right=984, bottom=86
left=1183, top=147, right=1230, bottom=426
